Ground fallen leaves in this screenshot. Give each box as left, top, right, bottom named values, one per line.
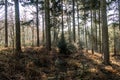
left=0, top=47, right=120, bottom=80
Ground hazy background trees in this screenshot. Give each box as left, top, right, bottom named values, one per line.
left=0, top=0, right=120, bottom=64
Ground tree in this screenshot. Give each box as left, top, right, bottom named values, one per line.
left=118, top=0, right=120, bottom=30
left=90, top=0, right=94, bottom=54
left=14, top=0, right=21, bottom=53
left=61, top=0, right=64, bottom=39
left=93, top=10, right=98, bottom=51
left=98, top=6, right=102, bottom=53
left=21, top=0, right=42, bottom=46
left=72, top=0, right=76, bottom=42
left=5, top=0, right=8, bottom=47
left=101, top=0, right=110, bottom=65
left=113, top=23, right=117, bottom=55
left=77, top=1, right=80, bottom=43
left=45, top=0, right=51, bottom=51
left=36, top=0, right=40, bottom=46
left=42, top=10, right=45, bottom=44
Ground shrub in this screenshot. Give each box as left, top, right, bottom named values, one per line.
left=57, top=37, right=78, bottom=55
left=57, top=37, right=67, bottom=55
left=66, top=43, right=77, bottom=54
left=77, top=41, right=84, bottom=50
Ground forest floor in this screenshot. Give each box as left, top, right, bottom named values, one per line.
left=0, top=46, right=120, bottom=80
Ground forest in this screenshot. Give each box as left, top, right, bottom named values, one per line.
left=0, top=0, right=120, bottom=80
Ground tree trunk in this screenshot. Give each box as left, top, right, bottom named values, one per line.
left=14, top=0, right=21, bottom=53
left=98, top=8, right=102, bottom=53
left=84, top=9, right=88, bottom=52
left=85, top=23, right=88, bottom=52
left=10, top=7, right=15, bottom=53
left=113, top=25, right=116, bottom=55
left=68, top=14, right=72, bottom=43
left=77, top=1, right=80, bottom=43
left=32, top=26, right=34, bottom=47
left=90, top=9, right=94, bottom=54
left=101, top=0, right=110, bottom=65
left=93, top=10, right=98, bottom=52
left=52, top=0, right=57, bottom=45
left=118, top=0, right=120, bottom=30
left=61, top=0, right=64, bottom=39
left=42, top=13, right=45, bottom=44
left=36, top=0, right=40, bottom=46
left=5, top=0, right=8, bottom=47
left=72, top=0, right=76, bottom=42
left=22, top=26, right=25, bottom=47
left=45, top=0, right=51, bottom=51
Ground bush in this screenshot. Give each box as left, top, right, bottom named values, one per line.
left=57, top=37, right=67, bottom=55
left=66, top=43, right=77, bottom=54
left=77, top=41, right=84, bottom=50
left=57, top=37, right=78, bottom=55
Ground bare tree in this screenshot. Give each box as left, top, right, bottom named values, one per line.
left=14, top=0, right=21, bottom=53
left=5, top=0, right=8, bottom=47
left=101, top=0, right=110, bottom=65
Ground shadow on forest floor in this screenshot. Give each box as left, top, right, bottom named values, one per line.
left=77, top=50, right=120, bottom=80
left=0, top=47, right=120, bottom=80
